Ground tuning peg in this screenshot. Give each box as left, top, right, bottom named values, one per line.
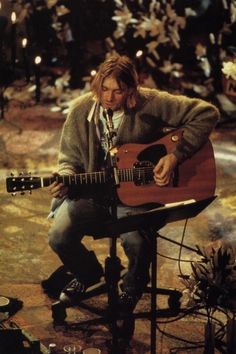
left=20, top=192, right=25, bottom=195
left=10, top=172, right=15, bottom=176
left=11, top=193, right=16, bottom=196
left=29, top=191, right=32, bottom=195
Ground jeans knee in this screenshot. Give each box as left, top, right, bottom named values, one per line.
left=48, top=228, right=64, bottom=253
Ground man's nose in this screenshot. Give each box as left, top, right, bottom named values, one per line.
left=107, top=91, right=114, bottom=101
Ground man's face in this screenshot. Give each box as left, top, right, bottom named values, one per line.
left=100, top=75, right=130, bottom=111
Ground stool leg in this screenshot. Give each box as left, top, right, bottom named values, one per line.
left=105, top=253, right=121, bottom=348
left=150, top=229, right=158, bottom=354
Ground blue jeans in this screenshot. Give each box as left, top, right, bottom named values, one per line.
left=48, top=197, right=153, bottom=296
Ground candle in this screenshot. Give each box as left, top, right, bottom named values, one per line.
left=11, top=11, right=17, bottom=70
left=34, top=56, right=41, bottom=102
left=22, top=38, right=30, bottom=82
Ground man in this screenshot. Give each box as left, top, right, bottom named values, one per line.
left=47, top=54, right=219, bottom=312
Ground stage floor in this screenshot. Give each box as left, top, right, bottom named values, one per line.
left=0, top=103, right=235, bottom=353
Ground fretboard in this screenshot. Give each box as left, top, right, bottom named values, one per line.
left=41, top=167, right=154, bottom=187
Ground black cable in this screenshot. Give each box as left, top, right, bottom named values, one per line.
left=177, top=218, right=189, bottom=277
left=194, top=309, right=226, bottom=329
left=157, top=309, right=227, bottom=353
left=157, top=322, right=205, bottom=346
left=156, top=305, right=202, bottom=324
left=156, top=250, right=193, bottom=263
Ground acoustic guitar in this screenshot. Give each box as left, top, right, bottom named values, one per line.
left=6, top=129, right=216, bottom=206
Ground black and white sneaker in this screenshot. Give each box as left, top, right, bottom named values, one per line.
left=59, top=278, right=86, bottom=305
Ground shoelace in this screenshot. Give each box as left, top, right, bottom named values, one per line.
left=120, top=292, right=135, bottom=304
left=66, top=279, right=85, bottom=293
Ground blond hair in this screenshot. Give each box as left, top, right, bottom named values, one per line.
left=91, top=54, right=139, bottom=109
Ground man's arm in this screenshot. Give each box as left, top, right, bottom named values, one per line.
left=151, top=90, right=220, bottom=163
left=150, top=91, right=220, bottom=186
left=48, top=107, right=83, bottom=198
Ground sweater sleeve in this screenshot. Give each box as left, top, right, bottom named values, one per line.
left=57, top=108, right=83, bottom=175
left=150, top=90, right=220, bottom=162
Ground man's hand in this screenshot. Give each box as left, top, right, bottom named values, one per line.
left=48, top=172, right=68, bottom=198
left=153, top=153, right=178, bottom=186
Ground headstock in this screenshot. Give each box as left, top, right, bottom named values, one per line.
left=6, top=173, right=42, bottom=195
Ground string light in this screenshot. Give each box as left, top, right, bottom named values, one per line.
left=34, top=56, right=42, bottom=102
left=11, top=11, right=16, bottom=24
left=22, top=38, right=27, bottom=48
left=90, top=70, right=97, bottom=77
left=136, top=50, right=143, bottom=58
left=22, top=38, right=30, bottom=82
left=34, top=56, right=42, bottom=65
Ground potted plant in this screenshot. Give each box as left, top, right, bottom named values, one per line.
left=180, top=243, right=236, bottom=353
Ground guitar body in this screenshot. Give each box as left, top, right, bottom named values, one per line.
left=116, top=129, right=216, bottom=206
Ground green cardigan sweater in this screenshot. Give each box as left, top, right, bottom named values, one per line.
left=57, top=87, right=219, bottom=175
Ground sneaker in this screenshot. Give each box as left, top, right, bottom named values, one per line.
left=59, top=278, right=86, bottom=305
left=41, top=265, right=74, bottom=299
left=118, top=291, right=141, bottom=314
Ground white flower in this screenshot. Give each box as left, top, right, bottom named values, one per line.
left=222, top=61, right=236, bottom=80
left=133, top=15, right=162, bottom=38
left=112, top=5, right=138, bottom=38
left=230, top=1, right=236, bottom=23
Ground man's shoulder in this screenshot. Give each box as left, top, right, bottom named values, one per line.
left=138, top=86, right=165, bottom=99
left=137, top=87, right=164, bottom=107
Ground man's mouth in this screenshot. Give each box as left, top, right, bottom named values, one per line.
left=104, top=103, right=114, bottom=109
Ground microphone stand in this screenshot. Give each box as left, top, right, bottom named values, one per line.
left=103, top=108, right=122, bottom=349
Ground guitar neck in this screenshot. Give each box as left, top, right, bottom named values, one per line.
left=6, top=166, right=154, bottom=194
left=42, top=167, right=153, bottom=187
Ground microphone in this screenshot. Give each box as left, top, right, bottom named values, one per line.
left=104, top=108, right=114, bottom=132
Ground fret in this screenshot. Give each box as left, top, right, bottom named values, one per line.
left=129, top=168, right=133, bottom=181
left=126, top=169, right=129, bottom=181
left=43, top=177, right=49, bottom=187
left=125, top=169, right=128, bottom=181
left=121, top=169, right=125, bottom=182
left=125, top=169, right=128, bottom=182
left=96, top=172, right=99, bottom=183
left=118, top=170, right=122, bottom=182
left=102, top=171, right=106, bottom=183
left=127, top=169, right=130, bottom=181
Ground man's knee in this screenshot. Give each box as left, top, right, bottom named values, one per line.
left=48, top=227, right=65, bottom=253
